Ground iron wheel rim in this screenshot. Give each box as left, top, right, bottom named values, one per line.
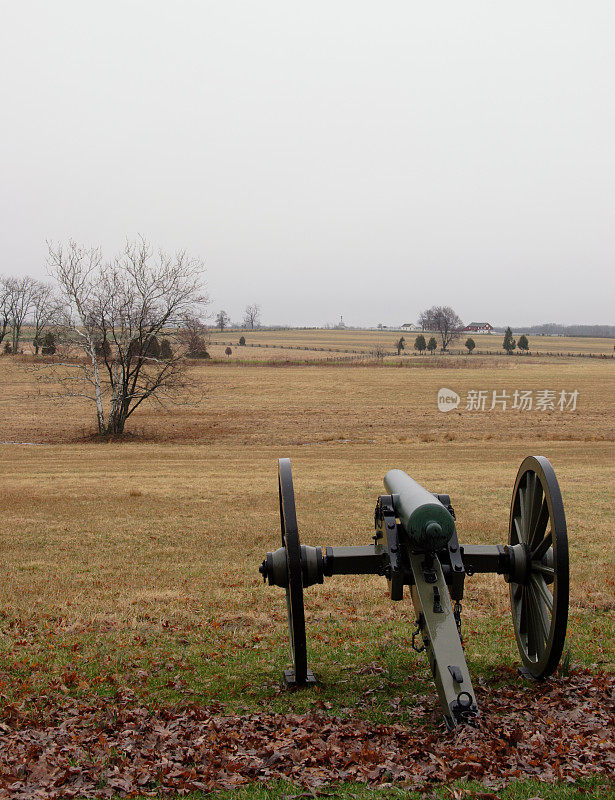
left=509, top=455, right=569, bottom=679
left=278, top=458, right=308, bottom=682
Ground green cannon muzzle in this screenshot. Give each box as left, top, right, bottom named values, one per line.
left=383, top=469, right=455, bottom=551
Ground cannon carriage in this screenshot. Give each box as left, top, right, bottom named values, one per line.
left=259, top=456, right=569, bottom=729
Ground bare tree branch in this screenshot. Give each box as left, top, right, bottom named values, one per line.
left=242, top=303, right=261, bottom=330
left=44, top=238, right=208, bottom=435
left=418, top=306, right=464, bottom=352
left=0, top=277, right=12, bottom=347
left=31, top=281, right=61, bottom=354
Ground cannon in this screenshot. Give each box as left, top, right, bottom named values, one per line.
left=259, top=456, right=569, bottom=729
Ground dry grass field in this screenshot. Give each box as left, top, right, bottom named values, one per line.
left=0, top=347, right=614, bottom=796
left=1, top=352, right=613, bottom=634
left=207, top=328, right=615, bottom=359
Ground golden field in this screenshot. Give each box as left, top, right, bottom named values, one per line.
left=0, top=346, right=613, bottom=712
left=207, top=328, right=615, bottom=359
left=0, top=352, right=613, bottom=619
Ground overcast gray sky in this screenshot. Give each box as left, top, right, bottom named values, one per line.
left=1, top=1, right=613, bottom=327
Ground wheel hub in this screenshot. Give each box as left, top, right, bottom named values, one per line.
left=260, top=544, right=324, bottom=588
left=506, top=542, right=531, bottom=584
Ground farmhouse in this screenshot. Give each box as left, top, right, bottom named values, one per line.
left=463, top=322, right=494, bottom=333
left=401, top=322, right=418, bottom=331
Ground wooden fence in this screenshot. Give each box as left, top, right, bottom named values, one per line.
left=208, top=340, right=614, bottom=360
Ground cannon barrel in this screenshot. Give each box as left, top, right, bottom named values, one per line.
left=383, top=469, right=455, bottom=551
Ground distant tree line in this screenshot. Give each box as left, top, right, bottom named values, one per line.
left=213, top=304, right=262, bottom=332
left=499, top=323, right=614, bottom=338
left=0, top=276, right=61, bottom=355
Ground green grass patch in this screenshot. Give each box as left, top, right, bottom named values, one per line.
left=121, top=776, right=615, bottom=799
left=1, top=609, right=612, bottom=720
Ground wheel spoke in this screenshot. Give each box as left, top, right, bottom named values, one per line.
left=525, top=587, right=539, bottom=659
left=529, top=584, right=551, bottom=649
left=531, top=573, right=553, bottom=614
left=513, top=516, right=523, bottom=545
left=526, top=589, right=546, bottom=659
left=531, top=562, right=554, bottom=580
left=519, top=586, right=528, bottom=636
left=532, top=531, right=553, bottom=561
left=529, top=496, right=549, bottom=549
left=512, top=582, right=523, bottom=605
left=526, top=473, right=536, bottom=533
left=528, top=483, right=545, bottom=546
left=519, top=485, right=528, bottom=543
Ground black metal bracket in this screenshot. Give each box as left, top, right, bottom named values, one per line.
left=283, top=669, right=317, bottom=687
left=446, top=528, right=466, bottom=601
left=421, top=556, right=437, bottom=584
left=518, top=665, right=546, bottom=682
left=377, top=494, right=405, bottom=600
left=448, top=693, right=478, bottom=728
left=323, top=545, right=387, bottom=577
left=412, top=614, right=426, bottom=653
left=460, top=544, right=510, bottom=577
left=433, top=493, right=455, bottom=520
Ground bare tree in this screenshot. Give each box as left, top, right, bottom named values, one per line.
left=45, top=237, right=208, bottom=436
left=4, top=276, right=37, bottom=353
left=0, top=278, right=12, bottom=347
left=215, top=310, right=230, bottom=332
left=243, top=303, right=261, bottom=330
left=31, top=282, right=61, bottom=354
left=418, top=305, right=463, bottom=352
left=181, top=314, right=210, bottom=358
left=0, top=277, right=59, bottom=354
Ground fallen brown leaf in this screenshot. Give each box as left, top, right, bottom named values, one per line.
left=0, top=670, right=612, bottom=798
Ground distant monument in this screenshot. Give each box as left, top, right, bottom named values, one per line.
left=334, top=315, right=346, bottom=329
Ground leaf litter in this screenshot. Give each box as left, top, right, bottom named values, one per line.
left=0, top=670, right=613, bottom=798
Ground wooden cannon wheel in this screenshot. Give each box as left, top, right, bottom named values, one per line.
left=277, top=458, right=310, bottom=685
left=509, top=455, right=569, bottom=679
